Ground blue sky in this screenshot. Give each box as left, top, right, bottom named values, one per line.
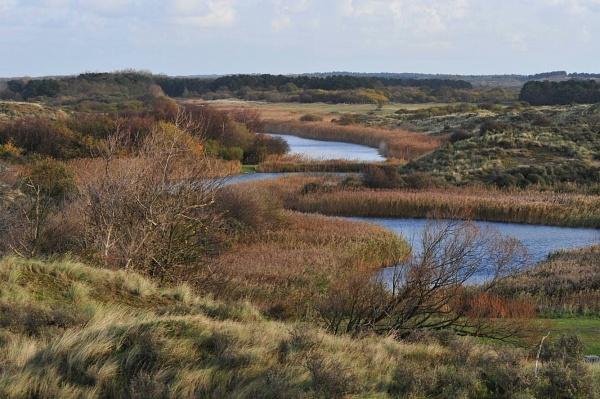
left=1, top=0, right=599, bottom=77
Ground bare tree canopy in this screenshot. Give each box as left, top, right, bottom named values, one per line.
left=317, top=220, right=531, bottom=340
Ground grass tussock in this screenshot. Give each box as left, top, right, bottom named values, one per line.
left=264, top=120, right=440, bottom=160
left=255, top=176, right=600, bottom=227
left=0, top=256, right=597, bottom=398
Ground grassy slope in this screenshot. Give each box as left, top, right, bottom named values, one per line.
left=1, top=257, right=598, bottom=398
left=403, top=105, right=600, bottom=188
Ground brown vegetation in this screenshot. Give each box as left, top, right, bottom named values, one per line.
left=193, top=210, right=409, bottom=319
left=496, top=246, right=600, bottom=316
left=257, top=154, right=405, bottom=173
left=264, top=120, right=440, bottom=160
left=254, top=176, right=600, bottom=227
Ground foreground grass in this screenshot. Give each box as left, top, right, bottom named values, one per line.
left=1, top=256, right=598, bottom=398
left=253, top=176, right=600, bottom=228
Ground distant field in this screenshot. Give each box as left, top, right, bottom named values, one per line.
left=531, top=318, right=600, bottom=355
left=187, top=99, right=447, bottom=121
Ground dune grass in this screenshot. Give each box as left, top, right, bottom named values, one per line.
left=1, top=256, right=597, bottom=398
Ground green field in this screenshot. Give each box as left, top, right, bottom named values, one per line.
left=532, top=318, right=600, bottom=354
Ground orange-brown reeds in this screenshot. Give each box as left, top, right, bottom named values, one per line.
left=263, top=120, right=440, bottom=160
left=253, top=176, right=600, bottom=227
left=193, top=211, right=409, bottom=318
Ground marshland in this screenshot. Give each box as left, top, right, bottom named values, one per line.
left=0, top=69, right=599, bottom=398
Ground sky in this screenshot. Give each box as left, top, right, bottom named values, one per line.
left=1, top=0, right=599, bottom=77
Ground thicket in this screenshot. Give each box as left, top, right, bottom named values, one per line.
left=0, top=100, right=287, bottom=163
left=520, top=80, right=600, bottom=105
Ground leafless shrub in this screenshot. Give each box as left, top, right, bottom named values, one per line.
left=80, top=118, right=224, bottom=280
left=317, top=220, right=530, bottom=340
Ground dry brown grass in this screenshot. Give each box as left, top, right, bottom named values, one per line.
left=264, top=120, right=440, bottom=160
left=496, top=246, right=600, bottom=316
left=257, top=154, right=406, bottom=173
left=252, top=176, right=600, bottom=227
left=193, top=211, right=409, bottom=318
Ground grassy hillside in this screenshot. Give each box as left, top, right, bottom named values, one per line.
left=0, top=257, right=598, bottom=398
left=401, top=105, right=600, bottom=189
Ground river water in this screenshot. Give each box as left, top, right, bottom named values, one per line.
left=267, top=133, right=385, bottom=162
left=349, top=217, right=599, bottom=283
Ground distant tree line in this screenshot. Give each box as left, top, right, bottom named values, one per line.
left=520, top=80, right=600, bottom=105
left=155, top=74, right=472, bottom=97
left=1, top=72, right=472, bottom=103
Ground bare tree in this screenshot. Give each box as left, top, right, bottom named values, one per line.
left=0, top=159, right=77, bottom=257
left=81, top=116, right=223, bottom=281
left=317, top=220, right=530, bottom=340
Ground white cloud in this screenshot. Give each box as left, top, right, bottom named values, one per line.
left=271, top=15, right=291, bottom=31
left=171, top=0, right=236, bottom=28
left=542, top=0, right=600, bottom=14
left=0, top=0, right=17, bottom=14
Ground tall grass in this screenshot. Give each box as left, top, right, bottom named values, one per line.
left=496, top=246, right=600, bottom=317
left=256, top=177, right=600, bottom=227
left=257, top=154, right=405, bottom=173
left=0, top=256, right=596, bottom=398
left=264, top=120, right=440, bottom=160
left=193, top=211, right=410, bottom=318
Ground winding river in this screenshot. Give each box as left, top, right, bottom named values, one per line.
left=227, top=133, right=599, bottom=275
left=267, top=133, right=385, bottom=162
left=349, top=217, right=599, bottom=283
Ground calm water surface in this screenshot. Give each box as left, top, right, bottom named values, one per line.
left=349, top=217, right=599, bottom=283
left=267, top=133, right=385, bottom=162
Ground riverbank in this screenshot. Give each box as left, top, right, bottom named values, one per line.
left=264, top=120, right=440, bottom=160
left=191, top=211, right=409, bottom=318
left=249, top=175, right=600, bottom=228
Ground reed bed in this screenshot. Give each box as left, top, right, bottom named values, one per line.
left=496, top=246, right=600, bottom=317
left=193, top=211, right=409, bottom=317
left=264, top=120, right=440, bottom=160
left=257, top=154, right=405, bottom=173
left=254, top=176, right=600, bottom=227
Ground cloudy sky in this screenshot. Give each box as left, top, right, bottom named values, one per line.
left=1, top=0, right=599, bottom=77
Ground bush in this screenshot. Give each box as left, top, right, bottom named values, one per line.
left=0, top=117, right=95, bottom=159
left=299, top=114, right=323, bottom=122
left=449, top=128, right=474, bottom=143
left=217, top=186, right=283, bottom=232
left=219, top=146, right=244, bottom=161
left=363, top=165, right=403, bottom=189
